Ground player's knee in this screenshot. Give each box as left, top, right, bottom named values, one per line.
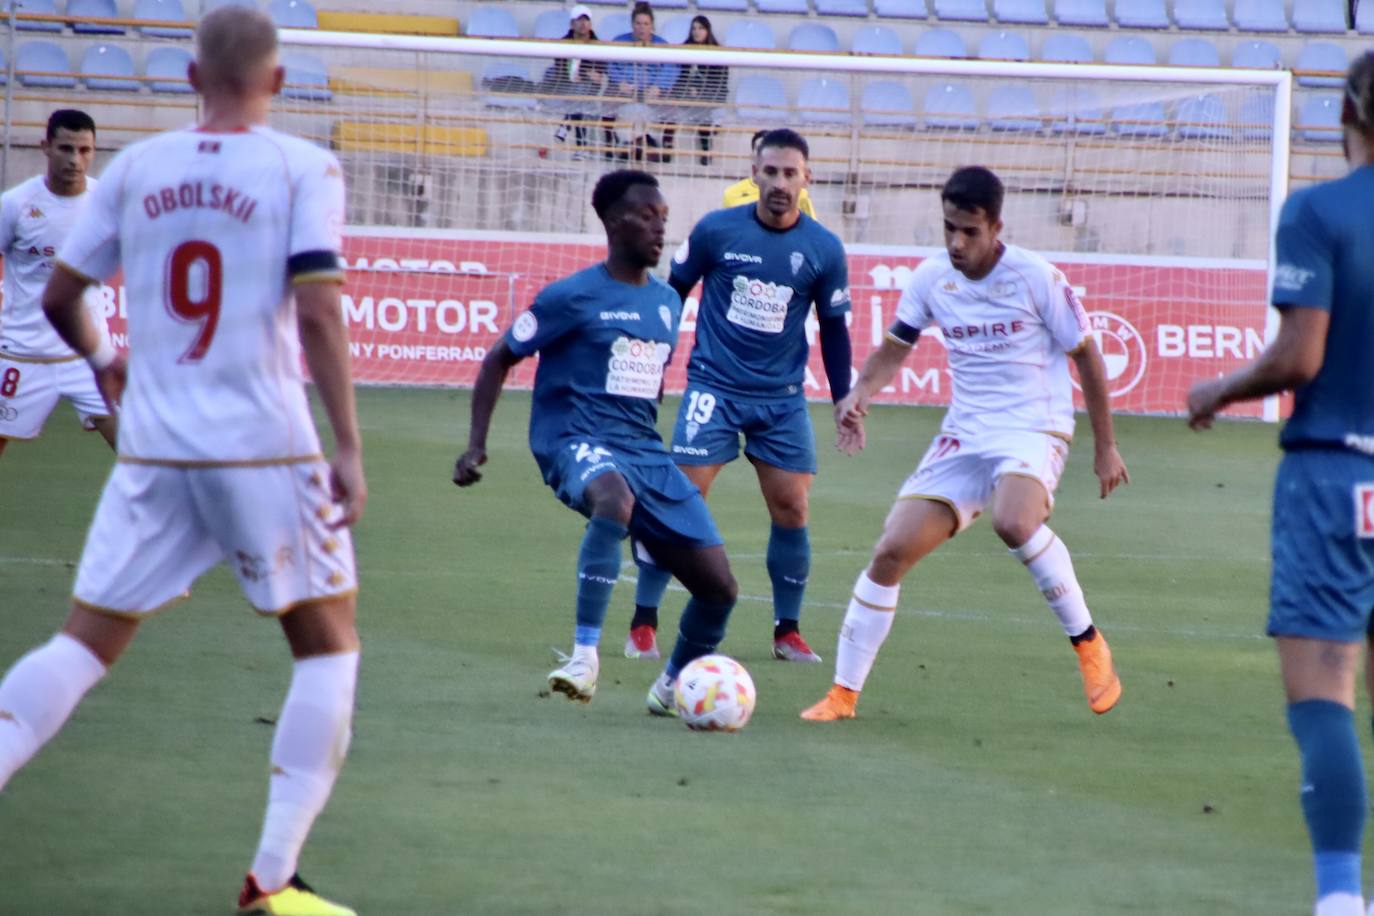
left=870, top=538, right=913, bottom=584
left=589, top=491, right=635, bottom=527
left=769, top=498, right=808, bottom=529
left=694, top=570, right=738, bottom=607
left=991, top=515, right=1038, bottom=548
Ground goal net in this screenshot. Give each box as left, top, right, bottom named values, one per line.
left=263, top=32, right=1290, bottom=418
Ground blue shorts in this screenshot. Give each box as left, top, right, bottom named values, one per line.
left=1269, top=448, right=1374, bottom=642
left=668, top=382, right=817, bottom=474
left=536, top=437, right=723, bottom=549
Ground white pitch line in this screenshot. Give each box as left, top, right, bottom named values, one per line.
left=0, top=556, right=71, bottom=567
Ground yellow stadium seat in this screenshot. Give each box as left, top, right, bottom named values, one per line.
left=331, top=121, right=489, bottom=156
left=316, top=10, right=459, bottom=35
left=329, top=67, right=473, bottom=97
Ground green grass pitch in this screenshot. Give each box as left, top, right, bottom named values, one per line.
left=0, top=388, right=1338, bottom=914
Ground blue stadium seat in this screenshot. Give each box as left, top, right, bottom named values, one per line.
left=734, top=73, right=789, bottom=122
left=987, top=85, right=1041, bottom=131
left=758, top=0, right=809, bottom=12
left=1049, top=87, right=1107, bottom=134
left=874, top=0, right=927, bottom=15
left=978, top=30, right=1029, bottom=60
left=1040, top=32, right=1092, bottom=62
left=1231, top=40, right=1281, bottom=70
left=8, top=0, right=62, bottom=32
left=1298, top=94, right=1342, bottom=142
left=1114, top=0, right=1168, bottom=28
left=481, top=61, right=537, bottom=109
left=533, top=8, right=568, bottom=40
left=1296, top=42, right=1348, bottom=88
left=205, top=0, right=254, bottom=11
left=1104, top=35, right=1156, bottom=66
left=994, top=0, right=1047, bottom=23
left=798, top=77, right=851, bottom=124
left=282, top=50, right=331, bottom=101
left=133, top=0, right=192, bottom=38
left=923, top=81, right=977, bottom=129
left=789, top=22, right=839, bottom=52
left=1167, top=37, right=1220, bottom=68
left=658, top=14, right=691, bottom=44
left=652, top=0, right=688, bottom=9
left=16, top=40, right=73, bottom=86
left=1175, top=93, right=1229, bottom=139
left=1293, top=0, right=1346, bottom=33
left=146, top=44, right=192, bottom=93
left=269, top=0, right=316, bottom=28
left=915, top=28, right=966, bottom=58
left=1360, top=3, right=1374, bottom=33
left=697, top=0, right=748, bottom=10
left=1239, top=93, right=1274, bottom=139
left=1112, top=96, right=1168, bottom=137
left=1232, top=0, right=1287, bottom=32
left=465, top=6, right=519, bottom=38
left=815, top=0, right=870, bottom=16
left=1173, top=0, right=1228, bottom=30
left=724, top=19, right=775, bottom=49
left=80, top=42, right=137, bottom=90
left=934, top=0, right=986, bottom=20
left=600, top=13, right=630, bottom=40
left=582, top=0, right=622, bottom=6
left=851, top=24, right=903, bottom=55
left=68, top=0, right=123, bottom=34
left=1054, top=0, right=1108, bottom=26
left=861, top=80, right=917, bottom=126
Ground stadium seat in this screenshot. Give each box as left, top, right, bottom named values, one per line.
left=480, top=61, right=538, bottom=108
left=332, top=122, right=487, bottom=155
left=314, top=11, right=458, bottom=36
left=533, top=8, right=568, bottom=40
left=145, top=44, right=192, bottom=93
left=1049, top=87, right=1107, bottom=134
left=8, top=0, right=62, bottom=32
left=658, top=14, right=691, bottom=44
left=1167, top=37, right=1220, bottom=68
left=205, top=0, right=255, bottom=11
left=861, top=80, right=917, bottom=126
left=582, top=0, right=622, bottom=5
left=652, top=0, right=688, bottom=10
left=269, top=0, right=316, bottom=28
left=1172, top=0, right=1228, bottom=30
left=1175, top=93, right=1229, bottom=139
left=1040, top=33, right=1092, bottom=63
left=978, top=30, right=1029, bottom=61
left=1231, top=0, right=1287, bottom=32
left=1053, top=0, right=1108, bottom=26
left=914, top=28, right=966, bottom=58
left=697, top=0, right=749, bottom=10
left=987, top=85, right=1041, bottom=131
left=852, top=24, right=902, bottom=55
left=734, top=73, right=789, bottom=122
left=133, top=0, right=191, bottom=37
left=1104, top=36, right=1156, bottom=66
left=789, top=22, right=839, bottom=52
left=464, top=6, right=518, bottom=38
left=1360, top=3, right=1374, bottom=33
left=80, top=42, right=137, bottom=90
left=815, top=0, right=870, bottom=16
left=600, top=13, right=630, bottom=40
left=994, top=0, right=1047, bottom=23
left=1231, top=40, right=1281, bottom=70
left=724, top=20, right=776, bottom=49
left=1295, top=42, right=1348, bottom=88
left=1114, top=0, right=1168, bottom=28
left=1298, top=94, right=1342, bottom=142
left=933, top=0, right=987, bottom=20
left=873, top=0, right=927, bottom=15
left=798, top=77, right=851, bottom=124
left=923, top=81, right=978, bottom=129
left=67, top=0, right=123, bottom=34
left=1112, top=96, right=1168, bottom=136
left=1238, top=93, right=1274, bottom=139
left=758, top=0, right=809, bottom=12
left=282, top=50, right=331, bottom=101
left=15, top=40, right=73, bottom=86
left=1292, top=0, right=1346, bottom=33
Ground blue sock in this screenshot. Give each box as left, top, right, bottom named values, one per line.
left=573, top=516, right=627, bottom=648
left=634, top=548, right=673, bottom=613
left=1287, top=700, right=1365, bottom=899
left=665, top=596, right=735, bottom=679
left=766, top=523, right=810, bottom=624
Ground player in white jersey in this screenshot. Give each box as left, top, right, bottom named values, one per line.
left=801, top=166, right=1130, bottom=723
left=0, top=109, right=115, bottom=457
left=0, top=10, right=364, bottom=916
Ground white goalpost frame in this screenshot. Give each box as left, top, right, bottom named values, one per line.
left=278, top=30, right=1295, bottom=421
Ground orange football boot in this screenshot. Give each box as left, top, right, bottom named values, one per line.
left=800, top=684, right=859, bottom=721
left=1073, top=628, right=1122, bottom=714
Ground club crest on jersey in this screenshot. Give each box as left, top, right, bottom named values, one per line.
left=659, top=304, right=672, bottom=330
left=1356, top=484, right=1374, bottom=538
left=790, top=251, right=804, bottom=276
left=942, top=280, right=958, bottom=292
left=26, top=207, right=43, bottom=219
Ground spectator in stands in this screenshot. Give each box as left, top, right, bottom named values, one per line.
left=672, top=15, right=729, bottom=167
left=545, top=4, right=612, bottom=161
left=610, top=1, right=680, bottom=162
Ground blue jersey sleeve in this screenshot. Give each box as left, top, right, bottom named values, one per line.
left=669, top=216, right=715, bottom=291
left=813, top=233, right=851, bottom=318
left=505, top=282, right=581, bottom=358
left=1272, top=191, right=1334, bottom=312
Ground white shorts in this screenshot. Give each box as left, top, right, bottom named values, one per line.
left=73, top=460, right=357, bottom=616
left=0, top=354, right=109, bottom=439
left=898, top=431, right=1070, bottom=533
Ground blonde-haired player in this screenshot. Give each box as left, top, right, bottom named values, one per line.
left=802, top=165, right=1129, bottom=723
left=0, top=9, right=364, bottom=915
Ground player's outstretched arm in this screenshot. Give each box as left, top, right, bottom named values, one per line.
left=1186, top=306, right=1329, bottom=431
left=43, top=263, right=126, bottom=415
left=453, top=340, right=524, bottom=487
left=834, top=336, right=914, bottom=455
left=297, top=280, right=366, bottom=528
left=1071, top=339, right=1129, bottom=499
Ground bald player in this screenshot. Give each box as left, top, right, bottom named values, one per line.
left=0, top=9, right=364, bottom=915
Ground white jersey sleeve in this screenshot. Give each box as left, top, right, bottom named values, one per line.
left=58, top=155, right=126, bottom=284
left=893, top=259, right=940, bottom=335
left=0, top=186, right=19, bottom=255
left=1034, top=261, right=1091, bottom=355
left=287, top=152, right=346, bottom=284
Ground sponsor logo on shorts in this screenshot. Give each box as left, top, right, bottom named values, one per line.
left=1356, top=484, right=1374, bottom=539
left=235, top=547, right=296, bottom=583
left=673, top=444, right=709, bottom=456
left=0, top=401, right=16, bottom=421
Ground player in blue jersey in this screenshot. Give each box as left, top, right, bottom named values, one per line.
left=626, top=128, right=852, bottom=664
left=454, top=170, right=738, bottom=715
left=1187, top=52, right=1374, bottom=916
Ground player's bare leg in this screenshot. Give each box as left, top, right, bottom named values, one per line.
left=802, top=498, right=956, bottom=721
left=90, top=414, right=117, bottom=450
left=0, top=436, right=8, bottom=458
left=990, top=474, right=1121, bottom=714
left=752, top=459, right=821, bottom=662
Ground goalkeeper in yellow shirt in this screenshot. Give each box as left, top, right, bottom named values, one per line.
left=723, top=129, right=816, bottom=218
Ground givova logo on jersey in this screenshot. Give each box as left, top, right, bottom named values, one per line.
left=606, top=336, right=671, bottom=400
left=727, top=276, right=793, bottom=335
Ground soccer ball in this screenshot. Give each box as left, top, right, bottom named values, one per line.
left=673, top=654, right=757, bottom=732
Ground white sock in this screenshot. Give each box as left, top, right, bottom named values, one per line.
left=250, top=652, right=359, bottom=892
left=0, top=633, right=107, bottom=789
left=1011, top=526, right=1093, bottom=638
left=833, top=572, right=899, bottom=692
left=1315, top=891, right=1364, bottom=916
